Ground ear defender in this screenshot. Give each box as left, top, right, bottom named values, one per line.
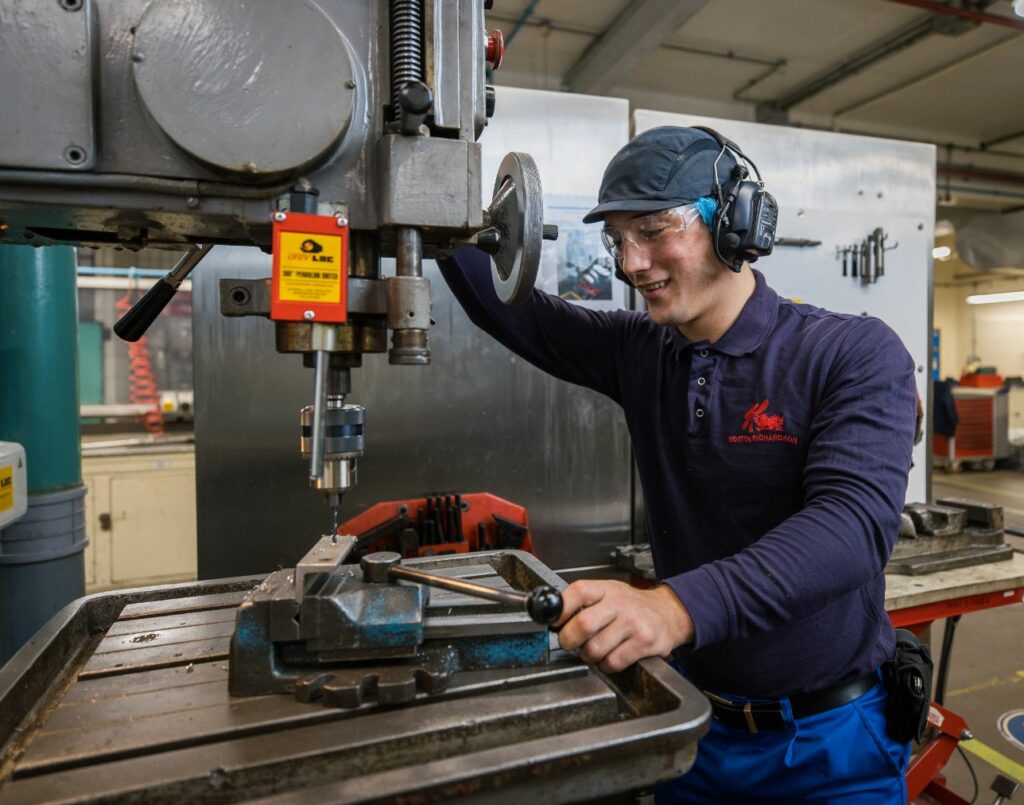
left=695, top=127, right=778, bottom=273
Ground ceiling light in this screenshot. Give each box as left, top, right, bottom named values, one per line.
left=965, top=290, right=1024, bottom=305
left=932, top=245, right=952, bottom=260
left=1015, top=0, right=1024, bottom=17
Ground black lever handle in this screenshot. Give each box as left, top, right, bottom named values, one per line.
left=113, top=244, right=212, bottom=342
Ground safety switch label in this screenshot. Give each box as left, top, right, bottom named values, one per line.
left=277, top=232, right=343, bottom=303
left=270, top=211, right=349, bottom=323
left=0, top=466, right=12, bottom=514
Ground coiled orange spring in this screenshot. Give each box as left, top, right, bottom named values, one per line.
left=115, top=292, right=165, bottom=436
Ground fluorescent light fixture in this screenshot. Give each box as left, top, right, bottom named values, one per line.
left=965, top=291, right=1024, bottom=305
left=932, top=245, right=952, bottom=260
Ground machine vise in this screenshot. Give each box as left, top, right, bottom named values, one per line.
left=230, top=536, right=563, bottom=709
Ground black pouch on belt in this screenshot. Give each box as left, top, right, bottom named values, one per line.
left=883, top=628, right=933, bottom=743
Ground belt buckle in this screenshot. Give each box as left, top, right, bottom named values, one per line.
left=704, top=690, right=760, bottom=735
left=743, top=702, right=758, bottom=735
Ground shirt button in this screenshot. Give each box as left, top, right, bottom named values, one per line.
left=700, top=349, right=709, bottom=357
left=697, top=377, right=706, bottom=386
left=695, top=408, right=705, bottom=418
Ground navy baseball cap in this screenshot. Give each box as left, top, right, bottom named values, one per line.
left=583, top=126, right=737, bottom=224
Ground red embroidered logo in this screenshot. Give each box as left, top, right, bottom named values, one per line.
left=729, top=399, right=798, bottom=445
left=742, top=399, right=784, bottom=433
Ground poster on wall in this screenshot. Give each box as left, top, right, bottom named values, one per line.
left=540, top=194, right=624, bottom=312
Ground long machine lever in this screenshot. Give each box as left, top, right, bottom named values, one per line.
left=360, top=552, right=563, bottom=625
left=113, top=244, right=213, bottom=341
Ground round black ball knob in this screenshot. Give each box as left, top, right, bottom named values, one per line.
left=526, top=585, right=563, bottom=625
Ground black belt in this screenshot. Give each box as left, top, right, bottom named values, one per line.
left=703, top=673, right=878, bottom=734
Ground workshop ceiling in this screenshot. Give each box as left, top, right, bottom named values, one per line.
left=487, top=0, right=1024, bottom=211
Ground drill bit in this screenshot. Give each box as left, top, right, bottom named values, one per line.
left=326, top=492, right=342, bottom=541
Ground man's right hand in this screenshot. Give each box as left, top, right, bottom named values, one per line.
left=553, top=579, right=694, bottom=674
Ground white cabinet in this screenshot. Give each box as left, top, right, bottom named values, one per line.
left=82, top=448, right=197, bottom=592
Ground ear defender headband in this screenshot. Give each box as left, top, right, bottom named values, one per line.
left=692, top=126, right=778, bottom=273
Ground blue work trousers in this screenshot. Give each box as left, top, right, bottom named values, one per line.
left=655, top=679, right=910, bottom=804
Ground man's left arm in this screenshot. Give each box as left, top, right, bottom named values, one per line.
left=668, top=316, right=916, bottom=649
left=556, top=316, right=917, bottom=669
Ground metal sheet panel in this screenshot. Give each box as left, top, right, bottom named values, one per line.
left=0, top=0, right=96, bottom=170
left=634, top=111, right=934, bottom=504
left=194, top=88, right=632, bottom=576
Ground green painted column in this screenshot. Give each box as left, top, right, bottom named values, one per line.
left=0, top=245, right=82, bottom=491
left=0, top=244, right=86, bottom=664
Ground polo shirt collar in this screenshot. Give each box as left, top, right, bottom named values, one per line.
left=668, top=269, right=779, bottom=357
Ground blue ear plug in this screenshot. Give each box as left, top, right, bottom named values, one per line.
left=693, top=196, right=718, bottom=229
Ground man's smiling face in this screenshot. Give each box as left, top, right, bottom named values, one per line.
left=603, top=206, right=724, bottom=329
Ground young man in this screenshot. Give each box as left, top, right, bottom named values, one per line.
left=439, top=126, right=917, bottom=802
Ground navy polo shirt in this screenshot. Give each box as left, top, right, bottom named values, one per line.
left=439, top=248, right=916, bottom=698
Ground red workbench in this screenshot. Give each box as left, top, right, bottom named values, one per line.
left=885, top=553, right=1024, bottom=804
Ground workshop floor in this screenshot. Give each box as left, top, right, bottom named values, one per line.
left=919, top=467, right=1024, bottom=803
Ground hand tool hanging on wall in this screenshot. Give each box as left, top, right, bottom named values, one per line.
left=836, top=228, right=898, bottom=285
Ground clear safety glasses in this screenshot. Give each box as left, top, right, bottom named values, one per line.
left=600, top=204, right=701, bottom=262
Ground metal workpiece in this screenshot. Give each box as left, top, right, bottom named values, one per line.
left=888, top=499, right=1014, bottom=575
left=0, top=557, right=710, bottom=803
left=294, top=534, right=357, bottom=601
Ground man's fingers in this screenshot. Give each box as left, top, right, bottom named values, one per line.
left=557, top=602, right=617, bottom=652
left=577, top=622, right=629, bottom=666
left=598, top=640, right=645, bottom=674
left=552, top=580, right=608, bottom=629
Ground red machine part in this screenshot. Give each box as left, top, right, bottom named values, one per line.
left=270, top=211, right=349, bottom=323
left=486, top=29, right=504, bottom=70
left=949, top=397, right=995, bottom=457
left=906, top=704, right=972, bottom=805
left=115, top=292, right=165, bottom=436
left=959, top=371, right=1003, bottom=389
left=338, top=492, right=534, bottom=558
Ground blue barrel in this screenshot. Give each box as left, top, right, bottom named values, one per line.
left=0, top=245, right=86, bottom=663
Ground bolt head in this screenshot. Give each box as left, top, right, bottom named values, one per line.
left=303, top=310, right=315, bottom=320
left=335, top=215, right=348, bottom=228
left=273, top=211, right=287, bottom=222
